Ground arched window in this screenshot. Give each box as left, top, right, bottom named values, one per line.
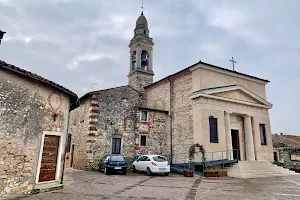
left=141, top=50, right=149, bottom=71
left=131, top=51, right=137, bottom=71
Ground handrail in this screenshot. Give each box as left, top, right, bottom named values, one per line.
left=173, top=149, right=239, bottom=170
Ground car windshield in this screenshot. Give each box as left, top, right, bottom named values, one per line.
left=152, top=156, right=167, bottom=162
left=110, top=156, right=125, bottom=162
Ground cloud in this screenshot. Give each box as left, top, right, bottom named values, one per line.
left=1, top=0, right=300, bottom=135
left=66, top=52, right=119, bottom=70
left=206, top=6, right=270, bottom=46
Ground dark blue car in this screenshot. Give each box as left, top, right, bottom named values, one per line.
left=98, top=154, right=127, bottom=175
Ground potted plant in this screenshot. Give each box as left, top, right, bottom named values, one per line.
left=184, top=143, right=203, bottom=177
left=217, top=170, right=227, bottom=177
left=204, top=169, right=218, bottom=177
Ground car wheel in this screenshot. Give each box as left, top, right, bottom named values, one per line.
left=132, top=165, right=137, bottom=173
left=122, top=170, right=127, bottom=175
left=164, top=173, right=170, bottom=176
left=104, top=167, right=110, bottom=175
left=146, top=167, right=152, bottom=176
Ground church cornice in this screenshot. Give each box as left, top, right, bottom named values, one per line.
left=129, top=37, right=154, bottom=48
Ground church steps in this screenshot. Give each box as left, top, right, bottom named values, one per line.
left=226, top=161, right=299, bottom=178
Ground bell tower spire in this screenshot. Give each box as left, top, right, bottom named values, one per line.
left=128, top=11, right=154, bottom=93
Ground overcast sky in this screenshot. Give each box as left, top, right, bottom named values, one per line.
left=1, top=0, right=299, bottom=135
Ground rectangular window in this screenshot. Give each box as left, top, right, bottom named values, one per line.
left=140, top=135, right=147, bottom=146
left=141, top=111, right=148, bottom=121
left=209, top=117, right=218, bottom=143
left=260, top=124, right=267, bottom=145
left=111, top=138, right=121, bottom=154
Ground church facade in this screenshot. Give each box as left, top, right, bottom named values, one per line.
left=68, top=12, right=274, bottom=170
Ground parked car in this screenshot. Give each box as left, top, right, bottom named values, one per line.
left=132, top=155, right=170, bottom=176
left=98, top=154, right=127, bottom=175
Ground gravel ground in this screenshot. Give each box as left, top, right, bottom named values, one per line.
left=2, top=169, right=300, bottom=200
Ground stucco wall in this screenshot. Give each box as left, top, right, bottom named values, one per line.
left=0, top=69, right=70, bottom=196
left=252, top=114, right=274, bottom=161
left=192, top=67, right=267, bottom=99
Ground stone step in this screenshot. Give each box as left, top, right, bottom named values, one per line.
left=33, top=181, right=63, bottom=193
left=226, top=161, right=299, bottom=178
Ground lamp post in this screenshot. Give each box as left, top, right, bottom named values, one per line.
left=0, top=30, right=6, bottom=45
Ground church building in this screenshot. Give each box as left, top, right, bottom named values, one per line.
left=68, top=11, right=274, bottom=170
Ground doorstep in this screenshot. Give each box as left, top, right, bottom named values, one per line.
left=33, top=181, right=63, bottom=193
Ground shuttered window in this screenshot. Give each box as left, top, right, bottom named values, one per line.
left=209, top=117, right=218, bottom=143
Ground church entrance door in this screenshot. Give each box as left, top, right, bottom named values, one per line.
left=231, top=129, right=240, bottom=160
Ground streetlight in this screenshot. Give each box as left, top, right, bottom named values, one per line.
left=0, top=30, right=6, bottom=45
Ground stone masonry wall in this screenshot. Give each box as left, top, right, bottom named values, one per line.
left=144, top=70, right=193, bottom=164
left=128, top=71, right=153, bottom=93
left=135, top=110, right=169, bottom=158
left=70, top=86, right=142, bottom=170
left=171, top=71, right=194, bottom=164
left=0, top=69, right=70, bottom=196
left=68, top=98, right=90, bottom=170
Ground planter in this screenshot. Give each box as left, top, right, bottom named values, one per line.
left=183, top=170, right=194, bottom=177
left=204, top=171, right=218, bottom=177
left=218, top=170, right=227, bottom=177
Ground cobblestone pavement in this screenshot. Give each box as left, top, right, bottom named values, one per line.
left=3, top=169, right=300, bottom=200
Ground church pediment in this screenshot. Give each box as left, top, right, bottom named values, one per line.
left=214, top=90, right=261, bottom=104
left=190, top=84, right=272, bottom=108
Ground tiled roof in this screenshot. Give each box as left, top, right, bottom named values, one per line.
left=0, top=60, right=77, bottom=99
left=272, top=134, right=300, bottom=148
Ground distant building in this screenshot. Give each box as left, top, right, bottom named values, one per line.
left=68, top=12, right=274, bottom=171
left=272, top=134, right=300, bottom=169
left=0, top=61, right=77, bottom=196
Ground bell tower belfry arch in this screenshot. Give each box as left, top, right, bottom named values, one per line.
left=128, top=11, right=154, bottom=92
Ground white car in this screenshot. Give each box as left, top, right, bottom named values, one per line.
left=132, top=155, right=170, bottom=176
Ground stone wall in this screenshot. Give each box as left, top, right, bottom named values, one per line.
left=68, top=98, right=90, bottom=170
left=70, top=86, right=142, bottom=170
left=135, top=109, right=169, bottom=158
left=144, top=70, right=194, bottom=164
left=128, top=71, right=153, bottom=93
left=0, top=69, right=70, bottom=196
left=171, top=71, right=194, bottom=163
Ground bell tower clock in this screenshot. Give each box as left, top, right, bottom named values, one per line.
left=128, top=11, right=154, bottom=93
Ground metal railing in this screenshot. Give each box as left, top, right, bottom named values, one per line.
left=173, top=149, right=239, bottom=170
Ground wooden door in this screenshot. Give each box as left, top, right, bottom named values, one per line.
left=231, top=130, right=240, bottom=160
left=39, top=135, right=60, bottom=182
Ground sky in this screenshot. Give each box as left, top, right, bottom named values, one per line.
left=0, top=0, right=299, bottom=135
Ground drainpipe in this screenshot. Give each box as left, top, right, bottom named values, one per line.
left=168, top=77, right=173, bottom=165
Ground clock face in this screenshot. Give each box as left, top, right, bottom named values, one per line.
left=49, top=93, right=62, bottom=110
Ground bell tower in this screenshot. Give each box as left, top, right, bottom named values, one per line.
left=128, top=11, right=154, bottom=93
